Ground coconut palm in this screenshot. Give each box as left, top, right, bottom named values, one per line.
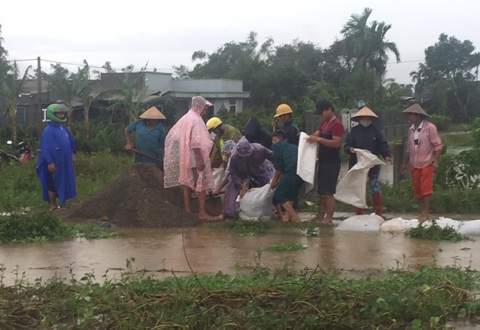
left=341, top=8, right=400, bottom=105
left=1, top=61, right=31, bottom=144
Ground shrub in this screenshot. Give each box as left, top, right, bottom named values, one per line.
left=429, top=114, right=451, bottom=131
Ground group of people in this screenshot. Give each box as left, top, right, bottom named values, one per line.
left=37, top=96, right=443, bottom=224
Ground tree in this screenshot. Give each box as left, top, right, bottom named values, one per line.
left=0, top=24, right=10, bottom=81
left=340, top=8, right=400, bottom=105
left=413, top=34, right=480, bottom=119
left=106, top=72, right=162, bottom=125
left=1, top=61, right=31, bottom=144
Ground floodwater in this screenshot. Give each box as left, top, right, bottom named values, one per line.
left=1, top=221, right=479, bottom=286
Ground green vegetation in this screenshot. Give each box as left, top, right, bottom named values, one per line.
left=265, top=242, right=306, bottom=251
left=0, top=151, right=132, bottom=212
left=407, top=220, right=467, bottom=242
left=0, top=211, right=118, bottom=243
left=1, top=264, right=479, bottom=329
left=225, top=219, right=272, bottom=236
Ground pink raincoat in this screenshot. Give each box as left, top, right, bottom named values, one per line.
left=164, top=96, right=216, bottom=192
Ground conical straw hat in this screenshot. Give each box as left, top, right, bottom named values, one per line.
left=351, top=106, right=379, bottom=122
left=402, top=103, right=429, bottom=117
left=139, top=106, right=166, bottom=119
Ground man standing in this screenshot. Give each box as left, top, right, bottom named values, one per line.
left=37, top=103, right=76, bottom=211
left=163, top=96, right=218, bottom=221
left=206, top=116, right=242, bottom=168
left=400, top=103, right=443, bottom=223
left=272, top=104, right=300, bottom=146
left=306, top=100, right=344, bottom=225
left=344, top=106, right=392, bottom=219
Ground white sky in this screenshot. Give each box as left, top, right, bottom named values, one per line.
left=1, top=0, right=479, bottom=85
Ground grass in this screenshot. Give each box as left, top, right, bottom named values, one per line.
left=265, top=242, right=306, bottom=251
left=0, top=211, right=118, bottom=243
left=1, top=263, right=480, bottom=329
left=407, top=220, right=467, bottom=242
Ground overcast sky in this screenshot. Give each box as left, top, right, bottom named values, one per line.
left=1, top=0, right=479, bottom=85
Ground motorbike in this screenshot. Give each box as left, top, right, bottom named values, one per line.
left=0, top=140, right=35, bottom=167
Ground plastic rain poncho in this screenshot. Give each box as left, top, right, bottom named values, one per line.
left=163, top=96, right=216, bottom=192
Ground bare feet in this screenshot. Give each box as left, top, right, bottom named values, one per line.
left=281, top=215, right=290, bottom=223
left=418, top=215, right=429, bottom=224
left=198, top=214, right=224, bottom=221
left=317, top=219, right=334, bottom=226
left=291, top=216, right=301, bottom=223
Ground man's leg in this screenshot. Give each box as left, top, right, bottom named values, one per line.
left=317, top=195, right=326, bottom=221
left=282, top=201, right=301, bottom=223
left=418, top=195, right=431, bottom=223
left=183, top=186, right=192, bottom=213
left=48, top=190, right=57, bottom=210
left=323, top=194, right=336, bottom=224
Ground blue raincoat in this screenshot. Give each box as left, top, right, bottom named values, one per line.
left=36, top=122, right=77, bottom=205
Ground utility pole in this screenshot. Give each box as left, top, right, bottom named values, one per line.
left=36, top=56, right=42, bottom=139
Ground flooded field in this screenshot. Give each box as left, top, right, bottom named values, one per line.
left=1, top=221, right=478, bottom=286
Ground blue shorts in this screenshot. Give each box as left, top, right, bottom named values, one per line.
left=368, top=172, right=381, bottom=194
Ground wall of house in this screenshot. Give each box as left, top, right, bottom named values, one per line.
left=172, top=79, right=243, bottom=92
left=145, top=73, right=174, bottom=94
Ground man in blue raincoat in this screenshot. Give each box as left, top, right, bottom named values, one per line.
left=37, top=103, right=77, bottom=210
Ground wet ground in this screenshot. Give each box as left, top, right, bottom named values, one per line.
left=1, top=212, right=479, bottom=287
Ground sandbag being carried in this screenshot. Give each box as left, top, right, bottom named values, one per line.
left=297, top=132, right=318, bottom=193
left=334, top=149, right=385, bottom=209
left=238, top=183, right=274, bottom=221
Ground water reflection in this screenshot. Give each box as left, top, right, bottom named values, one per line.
left=0, top=226, right=478, bottom=286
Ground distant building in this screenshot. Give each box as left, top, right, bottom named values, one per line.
left=0, top=72, right=250, bottom=127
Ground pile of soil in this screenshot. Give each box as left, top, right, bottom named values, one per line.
left=62, top=163, right=222, bottom=228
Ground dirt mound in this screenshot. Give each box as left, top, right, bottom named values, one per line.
left=62, top=163, right=222, bottom=228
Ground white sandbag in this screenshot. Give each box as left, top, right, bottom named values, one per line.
left=420, top=217, right=461, bottom=232
left=297, top=132, right=318, bottom=193
left=334, top=149, right=386, bottom=208
left=380, top=217, right=418, bottom=232
left=335, top=214, right=384, bottom=232
left=457, top=220, right=480, bottom=236
left=212, top=167, right=226, bottom=191
left=238, top=183, right=274, bottom=221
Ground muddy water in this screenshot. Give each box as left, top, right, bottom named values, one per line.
left=1, top=225, right=479, bottom=286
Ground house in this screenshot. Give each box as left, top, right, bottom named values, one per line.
left=98, top=72, right=250, bottom=119
left=0, top=72, right=250, bottom=127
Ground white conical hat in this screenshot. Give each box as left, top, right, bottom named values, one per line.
left=402, top=103, right=429, bottom=117
left=139, top=106, right=166, bottom=119
left=351, top=106, right=379, bottom=122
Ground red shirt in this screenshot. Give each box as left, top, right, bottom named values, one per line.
left=316, top=116, right=344, bottom=163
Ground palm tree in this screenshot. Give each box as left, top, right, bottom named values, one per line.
left=341, top=8, right=400, bottom=105
left=1, top=61, right=31, bottom=144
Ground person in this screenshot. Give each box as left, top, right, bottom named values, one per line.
left=206, top=117, right=242, bottom=168
left=306, top=99, right=344, bottom=225
left=212, top=137, right=274, bottom=219
left=124, top=106, right=166, bottom=170
left=243, top=116, right=272, bottom=149
left=272, top=104, right=300, bottom=146
left=36, top=103, right=76, bottom=211
left=344, top=106, right=393, bottom=219
left=270, top=129, right=304, bottom=223
left=163, top=96, right=218, bottom=221
left=400, top=103, right=443, bottom=223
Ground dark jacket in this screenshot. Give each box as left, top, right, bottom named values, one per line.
left=282, top=119, right=300, bottom=146
left=244, top=117, right=272, bottom=149
left=344, top=124, right=390, bottom=175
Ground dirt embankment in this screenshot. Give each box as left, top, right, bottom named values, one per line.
left=62, top=163, right=221, bottom=228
